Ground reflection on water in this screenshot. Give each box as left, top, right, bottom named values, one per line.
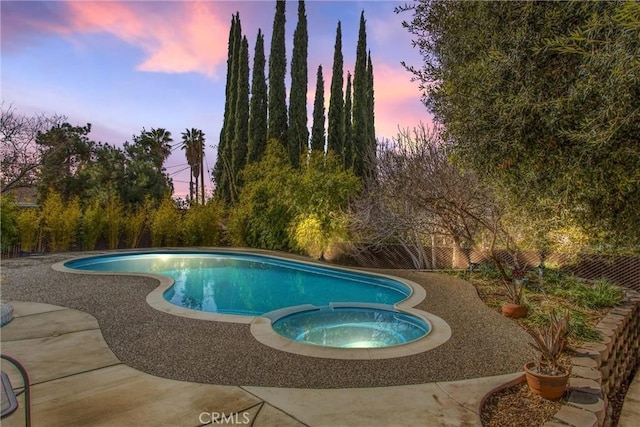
left=273, top=307, right=430, bottom=348
left=67, top=253, right=410, bottom=316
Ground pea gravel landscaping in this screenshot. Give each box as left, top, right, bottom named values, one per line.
left=0, top=251, right=532, bottom=388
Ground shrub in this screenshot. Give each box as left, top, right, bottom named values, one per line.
left=103, top=195, right=123, bottom=249
left=227, top=141, right=295, bottom=250
left=81, top=198, right=106, bottom=250
left=150, top=195, right=182, bottom=247
left=290, top=213, right=325, bottom=259
left=474, top=262, right=504, bottom=280
left=124, top=197, right=152, bottom=248
left=1, top=195, right=19, bottom=249
left=182, top=200, right=223, bottom=246
left=41, top=190, right=81, bottom=251
left=290, top=212, right=350, bottom=259
left=16, top=207, right=40, bottom=251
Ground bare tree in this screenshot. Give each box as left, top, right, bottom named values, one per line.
left=349, top=123, right=501, bottom=269
left=1, top=103, right=66, bottom=193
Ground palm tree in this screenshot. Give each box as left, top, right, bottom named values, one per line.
left=181, top=129, right=197, bottom=202
left=181, top=128, right=205, bottom=204
left=145, top=128, right=173, bottom=170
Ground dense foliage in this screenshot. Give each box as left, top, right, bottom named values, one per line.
left=398, top=0, right=640, bottom=247
left=1, top=114, right=173, bottom=208
left=227, top=141, right=360, bottom=256
left=0, top=195, right=19, bottom=249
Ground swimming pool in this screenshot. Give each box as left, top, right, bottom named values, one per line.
left=65, top=252, right=412, bottom=316
left=61, top=250, right=451, bottom=357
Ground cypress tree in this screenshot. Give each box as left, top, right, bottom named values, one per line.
left=352, top=11, right=369, bottom=178
left=310, top=65, right=326, bottom=153
left=366, top=51, right=376, bottom=167
left=344, top=71, right=353, bottom=168
left=327, top=21, right=344, bottom=159
left=224, top=14, right=242, bottom=163
left=248, top=29, right=267, bottom=164
left=268, top=1, right=288, bottom=148
left=287, top=0, right=308, bottom=168
left=214, top=14, right=240, bottom=202
left=231, top=35, right=250, bottom=199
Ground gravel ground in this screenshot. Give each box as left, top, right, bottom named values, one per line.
left=0, top=251, right=533, bottom=388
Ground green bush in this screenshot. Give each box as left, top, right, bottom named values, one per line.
left=150, top=195, right=182, bottom=247
left=473, top=262, right=504, bottom=280
left=81, top=198, right=106, bottom=250
left=103, top=195, right=123, bottom=249
left=227, top=141, right=295, bottom=250
left=182, top=200, right=223, bottom=246
left=16, top=207, right=40, bottom=251
left=290, top=212, right=350, bottom=259
left=227, top=142, right=360, bottom=253
left=1, top=195, right=19, bottom=249
left=290, top=213, right=325, bottom=259
left=41, top=190, right=81, bottom=251
left=124, top=197, right=152, bottom=248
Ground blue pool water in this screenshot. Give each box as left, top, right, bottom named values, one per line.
left=65, top=252, right=411, bottom=316
left=271, top=305, right=430, bottom=348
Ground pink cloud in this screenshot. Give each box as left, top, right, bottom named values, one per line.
left=373, top=62, right=421, bottom=102
left=54, top=1, right=230, bottom=78
left=373, top=62, right=431, bottom=139
left=304, top=60, right=430, bottom=141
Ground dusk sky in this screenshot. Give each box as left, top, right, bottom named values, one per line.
left=2, top=0, right=429, bottom=197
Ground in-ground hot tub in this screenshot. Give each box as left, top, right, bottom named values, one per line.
left=269, top=303, right=431, bottom=348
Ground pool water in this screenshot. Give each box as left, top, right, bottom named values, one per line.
left=65, top=252, right=411, bottom=316
left=271, top=305, right=431, bottom=348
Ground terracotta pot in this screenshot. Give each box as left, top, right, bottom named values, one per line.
left=501, top=302, right=528, bottom=319
left=524, top=361, right=569, bottom=400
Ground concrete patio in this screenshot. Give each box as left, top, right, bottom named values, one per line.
left=1, top=301, right=521, bottom=426
left=0, top=251, right=540, bottom=425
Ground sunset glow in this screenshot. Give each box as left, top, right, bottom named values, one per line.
left=2, top=0, right=429, bottom=197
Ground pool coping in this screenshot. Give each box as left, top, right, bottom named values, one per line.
left=52, top=248, right=451, bottom=359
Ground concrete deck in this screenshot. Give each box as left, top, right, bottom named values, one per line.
left=618, top=368, right=640, bottom=427
left=1, top=301, right=522, bottom=426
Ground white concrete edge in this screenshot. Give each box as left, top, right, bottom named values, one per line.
left=250, top=308, right=452, bottom=360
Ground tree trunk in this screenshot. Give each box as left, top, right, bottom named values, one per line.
left=200, top=152, right=205, bottom=204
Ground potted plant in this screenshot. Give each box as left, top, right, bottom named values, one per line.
left=524, top=309, right=571, bottom=400
left=501, top=263, right=528, bottom=318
